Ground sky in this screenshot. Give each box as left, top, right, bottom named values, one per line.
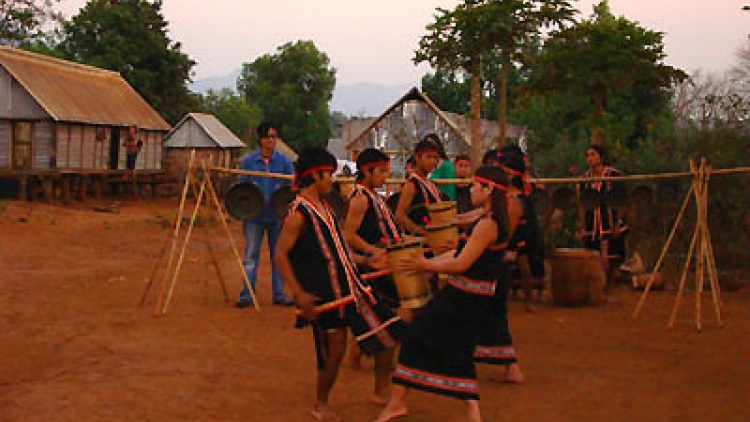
left=56, top=0, right=750, bottom=86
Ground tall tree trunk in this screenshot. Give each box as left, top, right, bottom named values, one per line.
left=470, top=71, right=482, bottom=166
left=498, top=52, right=510, bottom=148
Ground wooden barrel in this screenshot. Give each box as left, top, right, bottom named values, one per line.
left=427, top=201, right=456, bottom=226
left=425, top=223, right=457, bottom=254
left=386, top=237, right=432, bottom=309
left=551, top=248, right=606, bottom=306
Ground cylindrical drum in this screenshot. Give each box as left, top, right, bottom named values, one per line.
left=427, top=201, right=456, bottom=226
left=386, top=237, right=432, bottom=309
left=425, top=223, right=458, bottom=254
left=551, top=248, right=606, bottom=306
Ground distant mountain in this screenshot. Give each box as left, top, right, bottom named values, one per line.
left=189, top=69, right=241, bottom=94
left=330, top=82, right=414, bottom=117
left=190, top=70, right=415, bottom=117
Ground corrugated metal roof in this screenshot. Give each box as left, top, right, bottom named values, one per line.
left=165, top=113, right=245, bottom=148
left=0, top=46, right=170, bottom=131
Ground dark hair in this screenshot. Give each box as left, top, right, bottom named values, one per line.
left=423, top=133, right=447, bottom=159
left=453, top=154, right=471, bottom=164
left=497, top=148, right=526, bottom=190
left=356, top=148, right=390, bottom=181
left=295, top=147, right=337, bottom=189
left=473, top=165, right=509, bottom=236
left=482, top=148, right=499, bottom=166
left=405, top=155, right=415, bottom=173
left=587, top=144, right=610, bottom=166
left=414, top=134, right=441, bottom=156
left=256, top=121, right=278, bottom=139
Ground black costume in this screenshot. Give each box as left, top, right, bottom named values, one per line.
left=392, top=216, right=508, bottom=400
left=582, top=166, right=628, bottom=268
left=348, top=184, right=403, bottom=308
left=289, top=195, right=405, bottom=369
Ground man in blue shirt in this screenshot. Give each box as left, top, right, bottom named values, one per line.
left=236, top=122, right=295, bottom=307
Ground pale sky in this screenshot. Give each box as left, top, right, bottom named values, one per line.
left=57, top=0, right=750, bottom=85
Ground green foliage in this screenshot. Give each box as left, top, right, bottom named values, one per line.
left=237, top=40, right=336, bottom=151
left=196, top=88, right=263, bottom=145
left=0, top=0, right=62, bottom=46
left=57, top=0, right=196, bottom=124
left=524, top=1, right=685, bottom=144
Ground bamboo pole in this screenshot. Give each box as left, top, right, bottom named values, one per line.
left=668, top=221, right=700, bottom=329
left=159, top=161, right=209, bottom=315
left=632, top=184, right=694, bottom=318
left=701, top=164, right=723, bottom=326
left=694, top=161, right=707, bottom=331
left=153, top=150, right=195, bottom=314
left=204, top=164, right=261, bottom=312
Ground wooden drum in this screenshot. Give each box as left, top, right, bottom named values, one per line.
left=425, top=223, right=458, bottom=255
left=386, top=237, right=432, bottom=309
left=427, top=201, right=456, bottom=226
left=551, top=248, right=606, bottom=306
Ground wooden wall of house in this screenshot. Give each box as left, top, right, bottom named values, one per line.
left=55, top=124, right=164, bottom=171
left=0, top=66, right=48, bottom=120
left=32, top=121, right=54, bottom=169
left=0, top=120, right=10, bottom=168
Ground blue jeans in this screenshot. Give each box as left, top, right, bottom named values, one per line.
left=238, top=220, right=286, bottom=302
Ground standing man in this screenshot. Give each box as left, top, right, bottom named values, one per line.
left=236, top=122, right=295, bottom=308
left=122, top=125, right=141, bottom=180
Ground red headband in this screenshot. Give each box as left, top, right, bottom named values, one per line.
left=473, top=175, right=508, bottom=191
left=298, top=165, right=335, bottom=180
left=499, top=164, right=524, bottom=177
left=358, top=160, right=389, bottom=172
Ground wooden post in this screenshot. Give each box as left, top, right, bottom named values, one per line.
left=153, top=150, right=196, bottom=315
left=632, top=184, right=693, bottom=318
left=204, top=164, right=260, bottom=311
left=159, top=164, right=208, bottom=315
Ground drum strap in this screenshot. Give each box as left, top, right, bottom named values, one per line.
left=356, top=185, right=401, bottom=243
left=409, top=173, right=441, bottom=205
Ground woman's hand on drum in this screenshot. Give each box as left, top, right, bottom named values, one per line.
left=394, top=255, right=426, bottom=274
left=434, top=237, right=457, bottom=255
left=295, top=291, right=320, bottom=320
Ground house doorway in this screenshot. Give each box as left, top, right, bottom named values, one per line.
left=109, top=126, right=120, bottom=169
left=12, top=122, right=32, bottom=170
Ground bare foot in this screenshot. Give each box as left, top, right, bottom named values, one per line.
left=369, top=393, right=388, bottom=406
left=373, top=402, right=408, bottom=422
left=311, top=405, right=342, bottom=421
left=502, top=363, right=525, bottom=384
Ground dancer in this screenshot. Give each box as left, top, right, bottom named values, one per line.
left=374, top=165, right=510, bottom=422
left=275, top=148, right=405, bottom=420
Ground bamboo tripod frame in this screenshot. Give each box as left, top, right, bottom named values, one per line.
left=141, top=151, right=260, bottom=315
left=632, top=159, right=722, bottom=330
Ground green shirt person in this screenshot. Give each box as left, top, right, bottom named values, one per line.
left=427, top=135, right=456, bottom=200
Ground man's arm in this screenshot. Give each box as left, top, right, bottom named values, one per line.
left=343, top=193, right=382, bottom=255
left=395, top=182, right=425, bottom=236
left=274, top=211, right=317, bottom=319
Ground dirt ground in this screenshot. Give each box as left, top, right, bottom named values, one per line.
left=1, top=198, right=749, bottom=422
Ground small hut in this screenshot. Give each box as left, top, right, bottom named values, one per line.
left=0, top=46, right=170, bottom=199
left=164, top=113, right=246, bottom=178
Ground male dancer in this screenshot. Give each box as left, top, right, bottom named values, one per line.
left=275, top=148, right=405, bottom=421
left=342, top=148, right=403, bottom=379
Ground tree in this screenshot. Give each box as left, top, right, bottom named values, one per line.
left=196, top=88, right=263, bottom=144
left=526, top=1, right=685, bottom=144
left=472, top=0, right=576, bottom=145
left=0, top=0, right=61, bottom=46
left=57, top=0, right=196, bottom=124
left=415, top=3, right=493, bottom=164
left=237, top=40, right=336, bottom=151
